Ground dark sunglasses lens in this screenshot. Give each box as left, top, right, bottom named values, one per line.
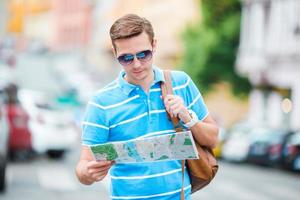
left=118, top=54, right=134, bottom=65
left=136, top=50, right=152, bottom=61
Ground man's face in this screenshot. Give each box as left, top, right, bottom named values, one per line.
left=113, top=31, right=156, bottom=85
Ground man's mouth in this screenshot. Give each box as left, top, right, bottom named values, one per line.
left=133, top=70, right=143, bottom=74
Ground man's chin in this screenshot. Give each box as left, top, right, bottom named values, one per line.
left=130, top=75, right=147, bottom=84
left=131, top=72, right=145, bottom=79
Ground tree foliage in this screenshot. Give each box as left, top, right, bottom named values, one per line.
left=181, top=0, right=251, bottom=97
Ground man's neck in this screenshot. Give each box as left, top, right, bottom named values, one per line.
left=140, top=71, right=154, bottom=93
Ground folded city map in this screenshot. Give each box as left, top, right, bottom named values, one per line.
left=89, top=131, right=199, bottom=163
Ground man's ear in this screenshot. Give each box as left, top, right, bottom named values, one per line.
left=152, top=39, right=157, bottom=53
left=111, top=46, right=117, bottom=57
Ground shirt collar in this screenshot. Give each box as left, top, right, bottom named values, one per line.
left=118, top=65, right=165, bottom=96
left=153, top=65, right=165, bottom=84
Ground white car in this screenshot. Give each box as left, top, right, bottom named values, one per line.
left=222, top=120, right=271, bottom=162
left=222, top=122, right=253, bottom=162
left=18, top=90, right=79, bottom=158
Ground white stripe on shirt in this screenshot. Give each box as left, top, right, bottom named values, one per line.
left=110, top=185, right=191, bottom=199
left=96, top=82, right=119, bottom=94
left=173, top=78, right=190, bottom=91
left=200, top=112, right=209, bottom=121
left=149, top=78, right=190, bottom=93
left=89, top=95, right=140, bottom=110
left=137, top=130, right=176, bottom=139
left=97, top=130, right=176, bottom=144
left=110, top=112, right=148, bottom=128
left=109, top=109, right=167, bottom=129
left=88, top=101, right=105, bottom=109
left=149, top=109, right=166, bottom=114
left=105, top=95, right=140, bottom=109
left=81, top=121, right=109, bottom=130
left=110, top=168, right=184, bottom=180
left=149, top=88, right=161, bottom=92
left=187, top=93, right=201, bottom=109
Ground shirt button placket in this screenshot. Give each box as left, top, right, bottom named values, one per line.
left=147, top=93, right=152, bottom=124
left=147, top=98, right=151, bottom=113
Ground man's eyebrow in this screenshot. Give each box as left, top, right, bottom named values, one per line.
left=118, top=47, right=152, bottom=55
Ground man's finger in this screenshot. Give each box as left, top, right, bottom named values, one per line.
left=170, top=101, right=181, bottom=109
left=88, top=165, right=112, bottom=174
left=87, top=160, right=112, bottom=168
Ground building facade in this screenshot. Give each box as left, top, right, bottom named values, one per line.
left=51, top=0, right=93, bottom=51
left=236, top=0, right=300, bottom=130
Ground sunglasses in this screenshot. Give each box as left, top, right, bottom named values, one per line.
left=117, top=50, right=153, bottom=66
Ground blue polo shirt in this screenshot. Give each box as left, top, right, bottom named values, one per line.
left=82, top=66, right=208, bottom=199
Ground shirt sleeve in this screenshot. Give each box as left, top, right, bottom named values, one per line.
left=184, top=74, right=209, bottom=121
left=81, top=95, right=109, bottom=145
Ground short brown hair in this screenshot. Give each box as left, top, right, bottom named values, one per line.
left=110, top=14, right=154, bottom=49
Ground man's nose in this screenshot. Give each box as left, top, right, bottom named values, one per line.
left=132, top=57, right=142, bottom=68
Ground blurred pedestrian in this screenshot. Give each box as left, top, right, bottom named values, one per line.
left=75, top=14, right=219, bottom=200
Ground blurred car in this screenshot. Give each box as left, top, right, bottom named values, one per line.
left=3, top=83, right=32, bottom=160
left=281, top=131, right=300, bottom=171
left=213, top=127, right=227, bottom=158
left=18, top=90, right=79, bottom=158
left=222, top=121, right=253, bottom=162
left=6, top=103, right=32, bottom=159
left=0, top=95, right=9, bottom=192
left=247, top=128, right=287, bottom=166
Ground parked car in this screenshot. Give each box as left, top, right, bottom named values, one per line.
left=3, top=83, right=32, bottom=160
left=0, top=96, right=9, bottom=192
left=18, top=90, right=79, bottom=158
left=247, top=128, right=287, bottom=166
left=6, top=103, right=32, bottom=159
left=281, top=131, right=300, bottom=171
left=222, top=121, right=253, bottom=162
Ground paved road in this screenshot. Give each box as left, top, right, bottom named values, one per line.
left=193, top=161, right=300, bottom=200
left=0, top=145, right=110, bottom=200
left=1, top=147, right=299, bottom=200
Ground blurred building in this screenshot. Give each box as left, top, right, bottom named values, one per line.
left=6, top=0, right=93, bottom=51
left=6, top=0, right=50, bottom=34
left=51, top=0, right=93, bottom=51
left=23, top=0, right=52, bottom=43
left=5, top=0, right=200, bottom=65
left=0, top=0, right=8, bottom=38
left=236, top=0, right=300, bottom=130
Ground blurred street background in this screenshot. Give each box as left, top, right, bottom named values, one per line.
left=0, top=0, right=300, bottom=200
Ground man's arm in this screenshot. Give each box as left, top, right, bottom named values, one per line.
left=188, top=114, right=219, bottom=149
left=76, top=146, right=113, bottom=185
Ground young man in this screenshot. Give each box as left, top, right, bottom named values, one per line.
left=76, top=14, right=219, bottom=199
